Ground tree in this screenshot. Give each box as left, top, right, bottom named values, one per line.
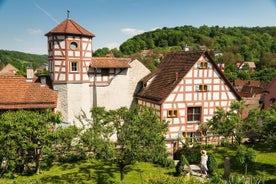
left=207, top=153, right=217, bottom=175
left=78, top=106, right=168, bottom=182
left=175, top=155, right=189, bottom=176
left=260, top=103, right=276, bottom=149
left=235, top=145, right=256, bottom=175
left=207, top=100, right=248, bottom=145
left=0, top=109, right=62, bottom=175
left=111, top=106, right=168, bottom=182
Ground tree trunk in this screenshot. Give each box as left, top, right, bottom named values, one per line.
left=119, top=164, right=125, bottom=182
left=245, top=164, right=248, bottom=176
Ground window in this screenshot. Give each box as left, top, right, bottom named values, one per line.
left=199, top=84, right=207, bottom=91
left=197, top=62, right=211, bottom=69
left=69, top=41, right=78, bottom=50
left=167, top=109, right=178, bottom=118
left=187, top=107, right=201, bottom=122
left=70, top=61, right=79, bottom=72
left=195, top=84, right=210, bottom=92
left=201, top=62, right=207, bottom=68
left=101, top=68, right=109, bottom=76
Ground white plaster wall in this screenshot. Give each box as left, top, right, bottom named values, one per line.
left=53, top=84, right=69, bottom=123
left=54, top=83, right=92, bottom=127
left=67, top=83, right=92, bottom=127
left=96, top=59, right=150, bottom=110
left=55, top=59, right=150, bottom=126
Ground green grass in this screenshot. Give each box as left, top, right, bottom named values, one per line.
left=208, top=143, right=276, bottom=182
left=0, top=144, right=275, bottom=183
left=0, top=160, right=175, bottom=184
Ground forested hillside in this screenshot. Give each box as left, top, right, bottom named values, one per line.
left=120, top=26, right=276, bottom=62
left=118, top=26, right=276, bottom=82
left=0, top=50, right=47, bottom=72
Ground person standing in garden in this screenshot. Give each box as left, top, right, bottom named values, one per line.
left=200, top=150, right=208, bottom=177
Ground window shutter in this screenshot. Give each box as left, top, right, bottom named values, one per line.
left=207, top=85, right=211, bottom=91
left=195, top=85, right=199, bottom=91
left=207, top=63, right=212, bottom=68
left=197, top=63, right=201, bottom=68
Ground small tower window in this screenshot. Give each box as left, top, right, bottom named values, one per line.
left=70, top=61, right=79, bottom=72
left=70, top=41, right=78, bottom=50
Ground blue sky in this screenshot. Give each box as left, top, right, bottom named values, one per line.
left=0, top=0, right=275, bottom=55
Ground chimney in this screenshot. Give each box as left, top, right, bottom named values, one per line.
left=39, top=75, right=47, bottom=86
left=26, top=67, right=34, bottom=82
left=218, top=63, right=225, bottom=72
left=184, top=44, right=189, bottom=51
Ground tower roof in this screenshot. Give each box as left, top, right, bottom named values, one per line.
left=45, top=18, right=95, bottom=37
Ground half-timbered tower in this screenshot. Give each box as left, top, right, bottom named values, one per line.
left=136, top=51, right=240, bottom=152
left=45, top=17, right=95, bottom=124
left=45, top=17, right=150, bottom=125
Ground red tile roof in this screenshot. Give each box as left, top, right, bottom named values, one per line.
left=90, top=57, right=132, bottom=68
left=45, top=18, right=95, bottom=37
left=0, top=75, right=57, bottom=109
left=0, top=64, right=18, bottom=76
left=260, top=76, right=276, bottom=109
left=136, top=51, right=240, bottom=104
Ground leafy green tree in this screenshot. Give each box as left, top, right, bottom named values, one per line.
left=260, top=103, right=276, bottom=149
left=207, top=153, right=217, bottom=175
left=93, top=47, right=110, bottom=57
left=175, top=155, right=189, bottom=176
left=78, top=106, right=168, bottom=182
left=77, top=108, right=116, bottom=160
left=207, top=100, right=248, bottom=145
left=112, top=106, right=168, bottom=182
left=235, top=145, right=256, bottom=175
left=0, top=109, right=62, bottom=175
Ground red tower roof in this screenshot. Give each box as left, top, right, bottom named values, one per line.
left=45, top=18, right=95, bottom=37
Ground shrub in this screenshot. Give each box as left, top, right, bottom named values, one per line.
left=175, top=155, right=189, bottom=176
left=207, top=153, right=217, bottom=174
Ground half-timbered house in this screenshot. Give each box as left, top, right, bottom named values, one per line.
left=45, top=17, right=150, bottom=125
left=136, top=51, right=240, bottom=152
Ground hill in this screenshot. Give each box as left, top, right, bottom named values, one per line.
left=0, top=50, right=48, bottom=72
left=119, top=25, right=276, bottom=63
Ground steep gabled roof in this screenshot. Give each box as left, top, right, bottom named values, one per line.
left=45, top=18, right=95, bottom=37
left=0, top=63, right=18, bottom=75
left=136, top=50, right=240, bottom=104
left=0, top=75, right=57, bottom=109
left=90, top=57, right=132, bottom=68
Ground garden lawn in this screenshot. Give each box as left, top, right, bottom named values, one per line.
left=0, top=144, right=275, bottom=183
left=208, top=144, right=276, bottom=182
left=0, top=160, right=175, bottom=184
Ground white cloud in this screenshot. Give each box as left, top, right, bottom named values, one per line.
left=121, top=28, right=144, bottom=36
left=28, top=28, right=43, bottom=35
